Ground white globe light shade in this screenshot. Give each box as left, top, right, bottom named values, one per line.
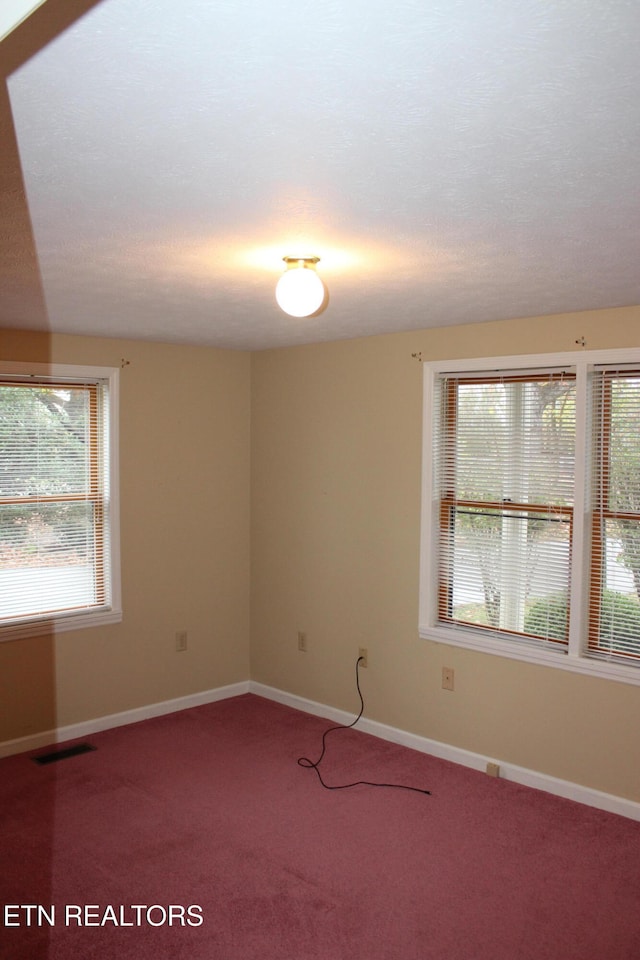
left=275, top=262, right=325, bottom=318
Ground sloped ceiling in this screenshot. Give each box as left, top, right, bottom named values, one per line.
left=1, top=0, right=639, bottom=350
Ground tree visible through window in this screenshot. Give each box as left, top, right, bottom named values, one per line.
left=437, top=372, right=575, bottom=647
left=0, top=370, right=118, bottom=634
left=421, top=353, right=640, bottom=675
left=589, top=370, right=640, bottom=659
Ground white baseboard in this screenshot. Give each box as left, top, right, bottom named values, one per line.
left=250, top=681, right=640, bottom=823
left=0, top=681, right=250, bottom=759
left=4, top=678, right=638, bottom=823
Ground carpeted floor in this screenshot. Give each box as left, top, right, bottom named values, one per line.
left=1, top=693, right=639, bottom=959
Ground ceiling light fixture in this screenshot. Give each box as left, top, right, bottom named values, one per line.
left=275, top=256, right=325, bottom=318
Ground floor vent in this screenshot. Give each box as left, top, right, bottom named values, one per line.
left=32, top=743, right=97, bottom=765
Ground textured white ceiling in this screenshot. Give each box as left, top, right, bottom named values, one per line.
left=2, top=0, right=640, bottom=349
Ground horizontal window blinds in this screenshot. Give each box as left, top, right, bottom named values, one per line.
left=0, top=379, right=111, bottom=624
left=589, top=369, right=640, bottom=661
left=436, top=372, right=576, bottom=647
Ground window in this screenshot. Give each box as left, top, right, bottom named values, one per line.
left=589, top=368, right=640, bottom=661
left=0, top=363, right=120, bottom=639
left=420, top=349, right=640, bottom=685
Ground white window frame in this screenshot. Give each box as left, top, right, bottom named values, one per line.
left=0, top=361, right=121, bottom=641
left=419, top=347, right=640, bottom=687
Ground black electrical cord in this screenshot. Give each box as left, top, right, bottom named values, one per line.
left=297, top=656, right=431, bottom=796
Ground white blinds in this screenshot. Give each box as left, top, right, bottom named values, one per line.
left=589, top=369, right=640, bottom=661
left=435, top=372, right=576, bottom=646
left=0, top=378, right=111, bottom=625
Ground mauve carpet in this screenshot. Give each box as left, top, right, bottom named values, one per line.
left=1, top=693, right=639, bottom=960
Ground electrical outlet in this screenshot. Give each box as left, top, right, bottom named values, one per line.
left=442, top=666, right=454, bottom=691
left=358, top=647, right=368, bottom=668
left=297, top=631, right=307, bottom=652
left=175, top=630, right=188, bottom=652
left=486, top=762, right=500, bottom=778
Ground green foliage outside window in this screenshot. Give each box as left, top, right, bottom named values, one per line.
left=524, top=589, right=640, bottom=654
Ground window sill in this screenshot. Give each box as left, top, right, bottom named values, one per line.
left=0, top=608, right=122, bottom=643
left=419, top=623, right=640, bottom=687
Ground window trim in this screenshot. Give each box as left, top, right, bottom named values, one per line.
left=0, top=361, right=121, bottom=641
left=419, top=347, right=640, bottom=687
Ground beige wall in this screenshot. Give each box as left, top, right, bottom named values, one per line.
left=250, top=305, right=640, bottom=802
left=2, top=307, right=640, bottom=803
left=0, top=330, right=251, bottom=741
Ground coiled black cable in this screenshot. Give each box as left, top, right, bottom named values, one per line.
left=297, top=656, right=431, bottom=796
